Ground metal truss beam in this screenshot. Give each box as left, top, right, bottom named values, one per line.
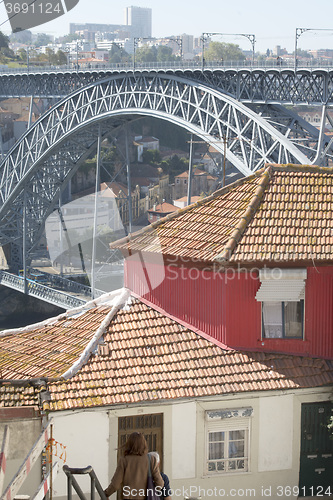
left=0, top=67, right=332, bottom=105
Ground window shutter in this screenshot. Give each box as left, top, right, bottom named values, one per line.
left=255, top=268, right=307, bottom=302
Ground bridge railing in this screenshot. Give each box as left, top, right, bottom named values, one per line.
left=0, top=270, right=87, bottom=309
left=0, top=58, right=333, bottom=75
left=28, top=267, right=104, bottom=298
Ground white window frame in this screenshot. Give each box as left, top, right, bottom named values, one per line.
left=205, top=409, right=252, bottom=475
left=261, top=300, right=304, bottom=339
left=256, top=269, right=307, bottom=340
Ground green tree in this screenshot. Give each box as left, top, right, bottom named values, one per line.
left=0, top=32, right=10, bottom=49
left=60, top=33, right=80, bottom=43
left=17, top=48, right=27, bottom=61
left=33, top=33, right=52, bottom=47
left=109, top=43, right=131, bottom=64
left=142, top=149, right=162, bottom=164
left=0, top=31, right=15, bottom=63
left=156, top=45, right=177, bottom=62
left=160, top=155, right=189, bottom=181
left=135, top=45, right=157, bottom=63
left=55, top=50, right=67, bottom=65
left=9, top=30, right=32, bottom=44
left=100, top=146, right=117, bottom=181
left=205, top=41, right=245, bottom=62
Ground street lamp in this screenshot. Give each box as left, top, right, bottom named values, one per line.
left=201, top=32, right=256, bottom=69
left=166, top=36, right=183, bottom=60
left=295, top=28, right=333, bottom=68
left=133, top=37, right=152, bottom=70
left=26, top=46, right=30, bottom=73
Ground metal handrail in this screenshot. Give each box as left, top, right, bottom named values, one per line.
left=0, top=270, right=86, bottom=309
left=0, top=58, right=333, bottom=75
left=63, top=465, right=107, bottom=500
left=28, top=267, right=104, bottom=298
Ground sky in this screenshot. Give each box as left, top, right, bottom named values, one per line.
left=0, top=0, right=333, bottom=53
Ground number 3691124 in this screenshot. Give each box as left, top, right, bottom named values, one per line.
left=5, top=2, right=62, bottom=14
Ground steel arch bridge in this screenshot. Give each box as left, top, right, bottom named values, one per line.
left=0, top=69, right=333, bottom=267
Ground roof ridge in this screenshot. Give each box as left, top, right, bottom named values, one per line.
left=266, top=163, right=333, bottom=175
left=110, top=169, right=265, bottom=251
left=215, top=167, right=272, bottom=262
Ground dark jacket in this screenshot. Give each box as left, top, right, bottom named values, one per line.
left=160, top=472, right=171, bottom=499
left=104, top=453, right=164, bottom=500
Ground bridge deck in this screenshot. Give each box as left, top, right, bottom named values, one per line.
left=0, top=61, right=332, bottom=104
left=0, top=270, right=100, bottom=309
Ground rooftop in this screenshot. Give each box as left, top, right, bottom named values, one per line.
left=175, top=168, right=209, bottom=179
left=0, top=288, right=332, bottom=411
left=147, top=202, right=178, bottom=214
left=114, top=164, right=333, bottom=265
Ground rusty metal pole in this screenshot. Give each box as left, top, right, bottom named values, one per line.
left=187, top=134, right=194, bottom=206
left=223, top=136, right=226, bottom=187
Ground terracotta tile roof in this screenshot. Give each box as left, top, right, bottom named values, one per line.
left=114, top=172, right=266, bottom=261
left=232, top=166, right=333, bottom=263
left=174, top=196, right=202, bottom=204
left=0, top=290, right=128, bottom=381
left=113, top=165, right=333, bottom=264
left=100, top=182, right=129, bottom=197
left=1, top=292, right=332, bottom=411
left=147, top=202, right=178, bottom=214
left=176, top=168, right=208, bottom=179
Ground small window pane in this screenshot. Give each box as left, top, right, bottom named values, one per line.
left=284, top=301, right=303, bottom=338
left=209, top=431, right=224, bottom=459
left=262, top=301, right=283, bottom=338
left=229, top=430, right=244, bottom=440
left=229, top=430, right=245, bottom=458
left=208, top=462, right=216, bottom=472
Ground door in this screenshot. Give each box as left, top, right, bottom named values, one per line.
left=117, top=413, right=164, bottom=500
left=299, top=402, right=333, bottom=497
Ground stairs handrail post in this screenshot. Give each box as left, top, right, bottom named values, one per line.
left=63, top=465, right=107, bottom=500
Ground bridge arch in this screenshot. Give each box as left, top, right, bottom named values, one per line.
left=0, top=72, right=317, bottom=265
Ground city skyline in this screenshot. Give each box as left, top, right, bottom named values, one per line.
left=0, top=0, right=333, bottom=53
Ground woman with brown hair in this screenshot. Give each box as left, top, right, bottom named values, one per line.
left=104, top=432, right=164, bottom=500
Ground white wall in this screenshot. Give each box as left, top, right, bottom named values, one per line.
left=171, top=402, right=196, bottom=479
left=52, top=410, right=109, bottom=498
left=48, top=388, right=332, bottom=500
left=258, top=394, right=293, bottom=471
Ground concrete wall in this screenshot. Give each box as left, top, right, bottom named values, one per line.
left=0, top=414, right=42, bottom=497
left=51, top=410, right=109, bottom=498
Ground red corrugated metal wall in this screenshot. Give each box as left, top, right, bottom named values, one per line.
left=225, top=271, right=261, bottom=350
left=125, top=258, right=333, bottom=358
left=125, top=256, right=228, bottom=344
left=305, top=266, right=333, bottom=358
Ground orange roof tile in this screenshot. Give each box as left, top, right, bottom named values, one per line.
left=0, top=291, right=332, bottom=411
left=0, top=291, right=128, bottom=382
left=148, top=202, right=178, bottom=214
left=175, top=168, right=208, bottom=179
left=113, top=165, right=333, bottom=265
